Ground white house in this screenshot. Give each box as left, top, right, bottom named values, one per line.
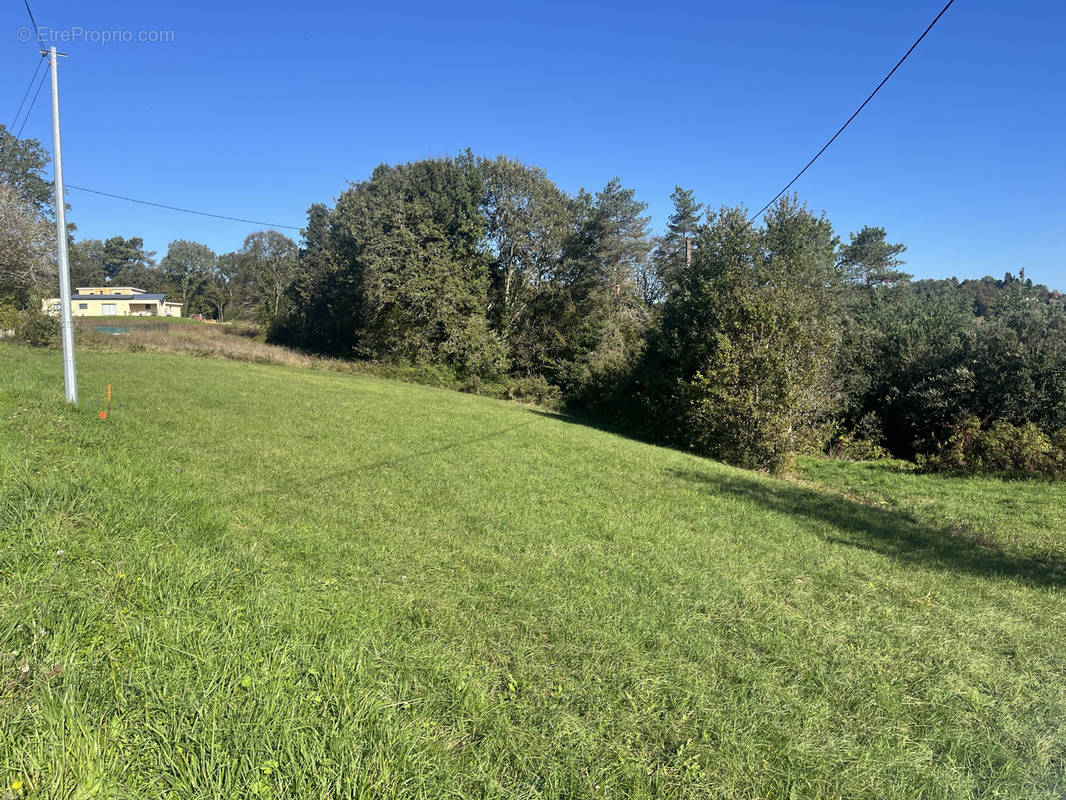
left=42, top=286, right=182, bottom=318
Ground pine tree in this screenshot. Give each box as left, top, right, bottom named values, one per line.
left=654, top=186, right=704, bottom=297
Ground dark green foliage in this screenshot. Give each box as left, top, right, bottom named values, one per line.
left=479, top=156, right=571, bottom=372
left=652, top=186, right=704, bottom=298
left=102, top=236, right=156, bottom=280
left=838, top=225, right=908, bottom=290
left=921, top=416, right=1066, bottom=478
left=263, top=150, right=1065, bottom=476
left=690, top=199, right=839, bottom=470
left=836, top=272, right=1066, bottom=475
left=969, top=290, right=1066, bottom=433
left=0, top=125, right=53, bottom=219
left=618, top=198, right=840, bottom=471
left=13, top=308, right=59, bottom=347
left=276, top=159, right=659, bottom=395
left=836, top=281, right=977, bottom=458
left=279, top=156, right=505, bottom=376
left=551, top=179, right=653, bottom=397
left=275, top=204, right=335, bottom=343
left=68, top=239, right=108, bottom=287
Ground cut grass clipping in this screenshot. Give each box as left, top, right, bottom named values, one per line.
left=1, top=343, right=1064, bottom=799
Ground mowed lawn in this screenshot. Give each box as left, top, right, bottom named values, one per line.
left=1, top=344, right=1064, bottom=799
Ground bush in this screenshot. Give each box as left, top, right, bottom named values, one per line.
left=827, top=431, right=889, bottom=462
left=827, top=412, right=889, bottom=461
left=505, top=375, right=562, bottom=408
left=921, top=415, right=1065, bottom=478
left=14, top=310, right=59, bottom=347
left=0, top=303, right=20, bottom=335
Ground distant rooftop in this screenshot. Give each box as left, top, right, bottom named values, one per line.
left=71, top=293, right=168, bottom=302
left=75, top=286, right=147, bottom=294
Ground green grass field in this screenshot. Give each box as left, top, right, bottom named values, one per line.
left=1, top=343, right=1064, bottom=799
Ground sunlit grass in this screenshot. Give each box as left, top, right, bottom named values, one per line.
left=1, top=343, right=1063, bottom=798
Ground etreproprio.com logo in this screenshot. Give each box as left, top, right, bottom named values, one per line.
left=17, top=26, right=175, bottom=45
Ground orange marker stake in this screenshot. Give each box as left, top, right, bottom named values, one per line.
left=100, top=384, right=112, bottom=421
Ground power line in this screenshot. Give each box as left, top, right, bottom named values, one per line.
left=15, top=64, right=49, bottom=140
left=10, top=56, right=45, bottom=131
left=5, top=53, right=301, bottom=232
left=749, top=0, right=957, bottom=223
left=22, top=0, right=45, bottom=49
left=64, top=184, right=302, bottom=231
left=5, top=27, right=299, bottom=235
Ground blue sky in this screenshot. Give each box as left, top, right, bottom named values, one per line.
left=5, top=0, right=1064, bottom=288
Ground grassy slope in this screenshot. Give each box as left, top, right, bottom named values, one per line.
left=1, top=343, right=1064, bottom=799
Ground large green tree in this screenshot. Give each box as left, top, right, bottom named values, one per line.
left=238, top=230, right=297, bottom=322
left=0, top=181, right=53, bottom=308
left=0, top=125, right=53, bottom=220
left=284, top=156, right=504, bottom=375
left=652, top=186, right=704, bottom=299
left=69, top=239, right=107, bottom=287
left=103, top=236, right=155, bottom=281
left=842, top=277, right=1066, bottom=459
left=275, top=204, right=338, bottom=347
left=555, top=178, right=653, bottom=394
left=160, top=240, right=216, bottom=313
left=838, top=226, right=908, bottom=290
left=641, top=197, right=841, bottom=470
left=478, top=156, right=571, bottom=373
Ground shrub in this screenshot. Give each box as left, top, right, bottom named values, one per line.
left=827, top=430, right=889, bottom=462
left=505, top=375, right=562, bottom=408
left=14, top=310, right=59, bottom=347
left=0, top=303, right=20, bottom=334
left=922, top=415, right=1065, bottom=478
left=826, top=413, right=889, bottom=461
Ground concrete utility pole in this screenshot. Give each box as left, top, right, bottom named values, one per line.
left=47, top=46, right=77, bottom=404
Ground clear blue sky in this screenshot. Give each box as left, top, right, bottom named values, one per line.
left=5, top=0, right=1064, bottom=288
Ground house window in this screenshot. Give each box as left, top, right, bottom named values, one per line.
left=78, top=303, right=88, bottom=310
left=101, top=303, right=117, bottom=316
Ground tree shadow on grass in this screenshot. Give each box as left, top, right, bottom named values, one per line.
left=526, top=408, right=661, bottom=447
left=253, top=420, right=537, bottom=498
left=670, top=468, right=1066, bottom=589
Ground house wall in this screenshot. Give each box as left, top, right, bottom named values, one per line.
left=42, top=298, right=164, bottom=317
left=42, top=288, right=183, bottom=318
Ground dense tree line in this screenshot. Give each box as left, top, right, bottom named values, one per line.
left=3, top=131, right=1063, bottom=475
left=65, top=231, right=297, bottom=324
left=272, top=154, right=1066, bottom=475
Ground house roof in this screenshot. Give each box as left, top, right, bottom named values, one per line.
left=71, top=293, right=167, bottom=302
left=75, top=286, right=146, bottom=293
